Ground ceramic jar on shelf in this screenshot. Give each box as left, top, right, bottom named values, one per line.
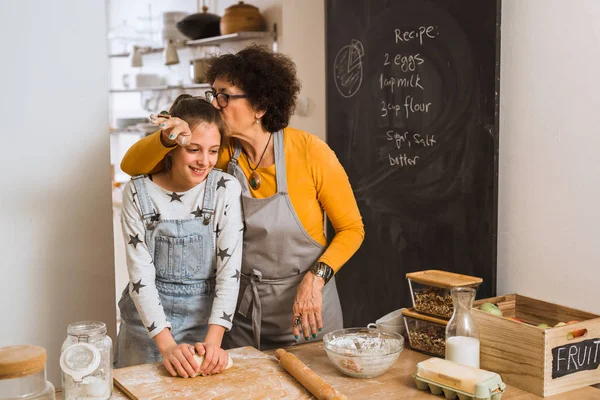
left=220, top=1, right=266, bottom=35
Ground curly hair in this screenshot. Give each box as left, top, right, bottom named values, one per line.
left=206, top=45, right=301, bottom=133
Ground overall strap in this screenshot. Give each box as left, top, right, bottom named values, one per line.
left=273, top=130, right=287, bottom=194
left=199, top=169, right=218, bottom=225
left=131, top=175, right=156, bottom=228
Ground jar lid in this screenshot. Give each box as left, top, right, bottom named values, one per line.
left=60, top=343, right=101, bottom=382
left=67, top=321, right=107, bottom=339
left=402, top=308, right=449, bottom=326
left=406, top=270, right=483, bottom=289
left=227, top=1, right=259, bottom=11
left=0, top=345, right=47, bottom=380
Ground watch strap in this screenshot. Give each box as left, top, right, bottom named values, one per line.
left=310, top=262, right=334, bottom=284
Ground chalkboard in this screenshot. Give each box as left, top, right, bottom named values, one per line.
left=326, top=0, right=501, bottom=327
left=552, top=338, right=600, bottom=379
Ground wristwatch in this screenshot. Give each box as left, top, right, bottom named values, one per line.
left=310, top=262, right=334, bottom=284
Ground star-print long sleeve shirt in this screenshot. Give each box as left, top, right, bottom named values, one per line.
left=120, top=127, right=364, bottom=273
left=121, top=171, right=243, bottom=338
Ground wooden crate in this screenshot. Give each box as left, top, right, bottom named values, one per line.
left=472, top=294, right=600, bottom=397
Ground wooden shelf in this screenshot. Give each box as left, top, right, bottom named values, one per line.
left=186, top=31, right=275, bottom=47
left=109, top=31, right=276, bottom=58
left=109, top=84, right=210, bottom=93
left=109, top=128, right=145, bottom=135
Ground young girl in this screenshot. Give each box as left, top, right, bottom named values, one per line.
left=114, top=95, right=243, bottom=378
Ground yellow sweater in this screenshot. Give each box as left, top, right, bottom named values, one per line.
left=120, top=127, right=364, bottom=272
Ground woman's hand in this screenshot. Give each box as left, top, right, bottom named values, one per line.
left=292, top=272, right=325, bottom=341
left=194, top=342, right=230, bottom=375
left=149, top=112, right=192, bottom=148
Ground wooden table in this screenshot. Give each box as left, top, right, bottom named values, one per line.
left=110, top=342, right=600, bottom=399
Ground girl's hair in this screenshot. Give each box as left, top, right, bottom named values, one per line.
left=169, top=94, right=228, bottom=138
left=206, top=45, right=301, bottom=133
left=164, top=95, right=228, bottom=171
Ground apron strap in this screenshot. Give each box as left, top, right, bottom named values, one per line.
left=237, top=269, right=305, bottom=350
left=131, top=175, right=156, bottom=229
left=228, top=140, right=242, bottom=176
left=238, top=269, right=263, bottom=350
left=273, top=130, right=287, bottom=194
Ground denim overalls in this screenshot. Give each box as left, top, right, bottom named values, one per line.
left=114, top=170, right=218, bottom=368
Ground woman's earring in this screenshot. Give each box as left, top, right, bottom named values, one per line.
left=255, top=118, right=259, bottom=124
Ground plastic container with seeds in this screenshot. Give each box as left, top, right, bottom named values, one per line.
left=406, top=270, right=483, bottom=319
left=402, top=308, right=448, bottom=357
left=414, top=357, right=506, bottom=400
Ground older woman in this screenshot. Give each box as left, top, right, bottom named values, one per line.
left=120, top=45, right=364, bottom=350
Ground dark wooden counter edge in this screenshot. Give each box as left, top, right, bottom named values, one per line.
left=105, top=341, right=600, bottom=399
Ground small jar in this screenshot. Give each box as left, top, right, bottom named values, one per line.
left=60, top=321, right=112, bottom=400
left=0, top=345, right=55, bottom=400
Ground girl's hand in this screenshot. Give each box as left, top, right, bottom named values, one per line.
left=292, top=272, right=325, bottom=341
left=159, top=341, right=199, bottom=378
left=194, top=342, right=230, bottom=375
left=149, top=112, right=192, bottom=148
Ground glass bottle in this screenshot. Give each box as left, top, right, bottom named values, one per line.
left=445, top=287, right=480, bottom=368
left=60, top=321, right=113, bottom=400
left=0, top=345, right=55, bottom=400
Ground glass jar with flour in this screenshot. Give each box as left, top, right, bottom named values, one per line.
left=60, top=321, right=112, bottom=400
left=445, top=287, right=480, bottom=368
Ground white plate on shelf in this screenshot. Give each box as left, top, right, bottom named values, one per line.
left=136, top=123, right=159, bottom=134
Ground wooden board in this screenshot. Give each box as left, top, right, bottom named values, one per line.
left=113, top=346, right=312, bottom=400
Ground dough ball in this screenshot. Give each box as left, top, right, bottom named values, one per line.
left=190, top=353, right=233, bottom=377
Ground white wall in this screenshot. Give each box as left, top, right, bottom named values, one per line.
left=498, top=0, right=600, bottom=313
left=0, top=0, right=116, bottom=387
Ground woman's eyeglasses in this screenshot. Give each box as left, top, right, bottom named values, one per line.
left=205, top=89, right=247, bottom=108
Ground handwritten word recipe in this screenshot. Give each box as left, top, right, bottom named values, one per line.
left=383, top=26, right=438, bottom=168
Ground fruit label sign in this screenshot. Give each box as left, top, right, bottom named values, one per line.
left=552, top=338, right=600, bottom=379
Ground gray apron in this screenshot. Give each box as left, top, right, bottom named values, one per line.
left=223, top=130, right=343, bottom=350
left=114, top=170, right=218, bottom=368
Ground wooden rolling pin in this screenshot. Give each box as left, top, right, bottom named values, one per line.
left=275, top=348, right=347, bottom=400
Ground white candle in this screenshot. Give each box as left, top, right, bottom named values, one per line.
left=445, top=336, right=480, bottom=368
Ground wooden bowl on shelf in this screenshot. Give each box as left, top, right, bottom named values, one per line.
left=220, top=1, right=266, bottom=35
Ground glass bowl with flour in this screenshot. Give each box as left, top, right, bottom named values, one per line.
left=323, top=327, right=404, bottom=378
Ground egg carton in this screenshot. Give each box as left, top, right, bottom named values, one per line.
left=413, top=374, right=504, bottom=400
